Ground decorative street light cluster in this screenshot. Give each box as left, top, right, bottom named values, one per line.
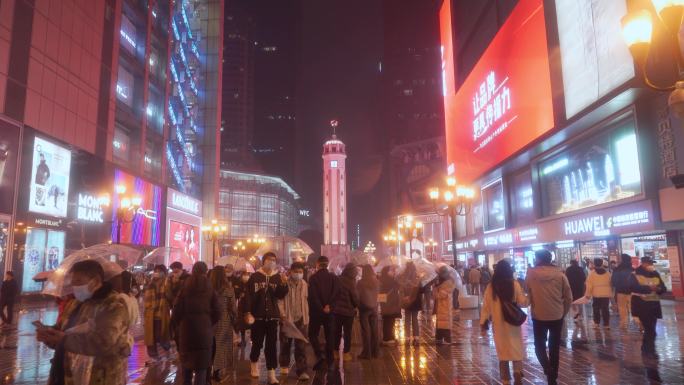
left=621, top=1, right=684, bottom=117
left=429, top=176, right=476, bottom=264
left=426, top=238, right=438, bottom=260
left=114, top=184, right=141, bottom=245
left=383, top=230, right=403, bottom=253
left=201, top=219, right=228, bottom=267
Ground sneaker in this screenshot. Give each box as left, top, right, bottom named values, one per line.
left=250, top=362, right=259, bottom=378
left=343, top=352, right=353, bottom=361
left=267, top=369, right=280, bottom=385
left=280, top=367, right=289, bottom=375
left=298, top=372, right=310, bottom=381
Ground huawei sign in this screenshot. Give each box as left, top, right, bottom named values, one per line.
left=441, top=0, right=554, bottom=183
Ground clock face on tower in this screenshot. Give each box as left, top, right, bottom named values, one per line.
left=330, top=160, right=338, bottom=168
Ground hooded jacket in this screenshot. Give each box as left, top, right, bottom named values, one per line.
left=245, top=268, right=288, bottom=320
left=333, top=264, right=359, bottom=317
left=585, top=267, right=612, bottom=298
left=525, top=265, right=572, bottom=321
left=629, top=265, right=667, bottom=319
left=611, top=263, right=634, bottom=294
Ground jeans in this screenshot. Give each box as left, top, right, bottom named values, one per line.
left=435, top=328, right=451, bottom=343
left=382, top=316, right=396, bottom=341
left=183, top=368, right=207, bottom=385
left=147, top=319, right=171, bottom=357
left=639, top=315, right=657, bottom=353
left=592, top=298, right=610, bottom=326
left=617, top=293, right=631, bottom=327
left=359, top=309, right=378, bottom=356
left=404, top=310, right=419, bottom=338
left=309, top=313, right=335, bottom=364
left=532, top=318, right=564, bottom=379
left=0, top=301, right=14, bottom=324
left=279, top=319, right=308, bottom=374
left=250, top=319, right=279, bottom=370
left=334, top=314, right=354, bottom=353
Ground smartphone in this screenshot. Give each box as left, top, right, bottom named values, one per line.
left=32, top=320, right=46, bottom=329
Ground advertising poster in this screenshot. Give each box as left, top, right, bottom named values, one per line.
left=111, top=170, right=162, bottom=246
left=441, top=0, right=554, bottom=183
left=0, top=121, right=20, bottom=214
left=22, top=228, right=47, bottom=292
left=28, top=137, right=72, bottom=218
left=45, top=230, right=66, bottom=271
left=168, top=220, right=199, bottom=266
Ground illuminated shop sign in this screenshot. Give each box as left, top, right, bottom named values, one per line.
left=518, top=227, right=539, bottom=241
left=454, top=238, right=480, bottom=250
left=562, top=210, right=651, bottom=237
left=441, top=0, right=553, bottom=183
left=111, top=170, right=162, bottom=246
left=120, top=15, right=138, bottom=53
left=77, top=193, right=109, bottom=223
left=168, top=188, right=201, bottom=216
left=299, top=209, right=311, bottom=217
left=484, top=232, right=513, bottom=247
left=29, top=137, right=72, bottom=218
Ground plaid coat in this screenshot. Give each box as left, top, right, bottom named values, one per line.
left=143, top=278, right=171, bottom=346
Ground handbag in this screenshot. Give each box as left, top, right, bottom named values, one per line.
left=501, top=300, right=527, bottom=326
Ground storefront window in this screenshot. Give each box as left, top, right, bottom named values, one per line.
left=539, top=119, right=642, bottom=217
left=482, top=179, right=505, bottom=232
left=511, top=170, right=535, bottom=226
left=21, top=228, right=65, bottom=293
left=622, top=235, right=671, bottom=291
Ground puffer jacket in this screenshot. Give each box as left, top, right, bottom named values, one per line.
left=585, top=268, right=612, bottom=298
left=525, top=264, right=572, bottom=321
left=333, top=264, right=359, bottom=317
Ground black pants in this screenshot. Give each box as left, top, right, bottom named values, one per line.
left=250, top=319, right=279, bottom=370
left=0, top=301, right=14, bottom=324
left=359, top=309, right=378, bottom=356
left=280, top=319, right=308, bottom=374
left=334, top=314, right=354, bottom=353
left=532, top=318, right=563, bottom=379
left=592, top=298, right=610, bottom=326
left=182, top=368, right=207, bottom=385
left=639, top=315, right=658, bottom=353
left=309, top=313, right=335, bottom=364
left=382, top=316, right=397, bottom=341
left=435, top=328, right=451, bottom=343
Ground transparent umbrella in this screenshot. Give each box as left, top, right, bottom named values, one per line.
left=143, top=247, right=194, bottom=268
left=255, top=236, right=314, bottom=265
left=216, top=255, right=255, bottom=273
left=42, top=252, right=125, bottom=297
left=398, top=257, right=438, bottom=286
left=435, top=262, right=465, bottom=295
left=70, top=243, right=143, bottom=268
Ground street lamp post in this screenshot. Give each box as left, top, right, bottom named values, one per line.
left=114, top=184, right=142, bottom=245
left=621, top=2, right=684, bottom=116
left=202, top=219, right=228, bottom=267
left=383, top=230, right=402, bottom=256
left=426, top=238, right=438, bottom=260
left=429, top=176, right=475, bottom=265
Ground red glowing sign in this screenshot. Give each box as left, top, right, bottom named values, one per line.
left=168, top=220, right=199, bottom=267
left=441, top=0, right=554, bottom=183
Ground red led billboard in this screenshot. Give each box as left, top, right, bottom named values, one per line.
left=440, top=0, right=554, bottom=183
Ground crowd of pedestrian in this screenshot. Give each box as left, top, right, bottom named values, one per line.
left=25, top=246, right=669, bottom=385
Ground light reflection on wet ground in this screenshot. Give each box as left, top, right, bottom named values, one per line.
left=1, top=300, right=683, bottom=384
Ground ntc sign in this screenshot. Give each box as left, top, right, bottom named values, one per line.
left=168, top=189, right=201, bottom=216
left=299, top=209, right=311, bottom=217
left=77, top=193, right=108, bottom=223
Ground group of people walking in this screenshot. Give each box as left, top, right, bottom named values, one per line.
left=31, top=246, right=667, bottom=385
left=480, top=250, right=667, bottom=385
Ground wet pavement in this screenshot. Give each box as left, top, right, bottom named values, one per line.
left=1, top=298, right=684, bottom=385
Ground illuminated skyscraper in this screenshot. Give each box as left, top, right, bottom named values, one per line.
left=321, top=122, right=350, bottom=260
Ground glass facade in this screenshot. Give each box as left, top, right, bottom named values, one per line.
left=218, top=171, right=299, bottom=239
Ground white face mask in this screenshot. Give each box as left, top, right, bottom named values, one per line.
left=73, top=281, right=94, bottom=302
left=291, top=273, right=304, bottom=281
left=152, top=272, right=161, bottom=279
left=241, top=275, right=250, bottom=283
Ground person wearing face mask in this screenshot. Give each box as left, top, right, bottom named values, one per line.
left=245, top=252, right=289, bottom=384
left=277, top=262, right=310, bottom=381
left=233, top=270, right=251, bottom=348
left=144, top=264, right=172, bottom=363
left=629, top=257, right=667, bottom=358
left=379, top=266, right=401, bottom=345
left=37, top=260, right=131, bottom=385
left=166, top=261, right=190, bottom=355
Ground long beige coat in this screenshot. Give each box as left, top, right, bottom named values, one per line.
left=434, top=279, right=456, bottom=330
left=480, top=281, right=529, bottom=361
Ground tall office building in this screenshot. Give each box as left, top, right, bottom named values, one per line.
left=0, top=0, right=222, bottom=290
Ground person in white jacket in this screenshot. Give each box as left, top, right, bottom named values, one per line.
left=584, top=258, right=612, bottom=328
left=480, top=260, right=528, bottom=385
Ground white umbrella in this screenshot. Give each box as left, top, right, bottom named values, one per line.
left=255, top=236, right=314, bottom=265
left=42, top=250, right=125, bottom=297
left=143, top=247, right=194, bottom=268
left=216, top=255, right=255, bottom=273
left=350, top=250, right=371, bottom=266
left=70, top=243, right=143, bottom=268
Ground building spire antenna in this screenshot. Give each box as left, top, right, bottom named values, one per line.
left=330, top=119, right=338, bottom=137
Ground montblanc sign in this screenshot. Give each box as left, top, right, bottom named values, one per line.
left=77, top=193, right=107, bottom=223
left=167, top=188, right=201, bottom=216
